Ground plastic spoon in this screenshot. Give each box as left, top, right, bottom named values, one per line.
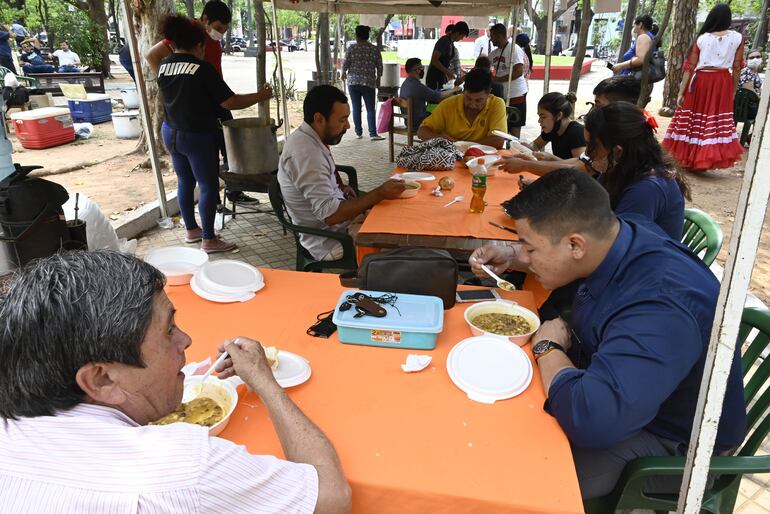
left=185, top=350, right=230, bottom=402
left=480, top=263, right=517, bottom=291
left=492, top=130, right=534, bottom=155
left=443, top=195, right=464, bottom=207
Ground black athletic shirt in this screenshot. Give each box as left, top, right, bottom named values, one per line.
left=540, top=120, right=586, bottom=160
left=426, top=35, right=455, bottom=89
left=157, top=53, right=234, bottom=132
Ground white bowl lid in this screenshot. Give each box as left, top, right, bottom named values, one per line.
left=198, top=260, right=263, bottom=294
left=447, top=336, right=533, bottom=404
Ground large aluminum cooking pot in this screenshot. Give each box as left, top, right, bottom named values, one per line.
left=382, top=62, right=401, bottom=89
left=222, top=117, right=279, bottom=175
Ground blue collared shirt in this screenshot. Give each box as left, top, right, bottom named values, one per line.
left=613, top=175, right=684, bottom=240
left=546, top=218, right=747, bottom=451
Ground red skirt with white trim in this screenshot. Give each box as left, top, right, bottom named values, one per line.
left=662, top=69, right=744, bottom=171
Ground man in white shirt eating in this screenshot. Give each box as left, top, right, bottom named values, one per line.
left=53, top=40, right=81, bottom=72
left=0, top=250, right=352, bottom=514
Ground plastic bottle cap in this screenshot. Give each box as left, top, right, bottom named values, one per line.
left=478, top=158, right=485, bottom=165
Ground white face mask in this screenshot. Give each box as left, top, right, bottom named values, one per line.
left=748, top=57, right=762, bottom=69
left=208, top=28, right=224, bottom=41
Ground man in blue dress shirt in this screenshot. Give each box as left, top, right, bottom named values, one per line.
left=470, top=168, right=746, bottom=499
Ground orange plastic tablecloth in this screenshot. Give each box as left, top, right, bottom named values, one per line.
left=169, top=269, right=582, bottom=514
left=358, top=161, right=536, bottom=241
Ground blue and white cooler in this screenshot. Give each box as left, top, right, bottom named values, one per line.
left=67, top=93, right=113, bottom=124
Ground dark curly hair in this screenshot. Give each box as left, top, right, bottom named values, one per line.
left=161, top=15, right=207, bottom=51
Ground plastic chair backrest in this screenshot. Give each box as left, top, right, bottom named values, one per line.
left=737, top=307, right=770, bottom=457
left=681, top=208, right=723, bottom=266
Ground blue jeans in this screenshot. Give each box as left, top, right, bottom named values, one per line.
left=161, top=123, right=220, bottom=239
left=22, top=63, right=54, bottom=74
left=58, top=65, right=80, bottom=73
left=348, top=84, right=376, bottom=137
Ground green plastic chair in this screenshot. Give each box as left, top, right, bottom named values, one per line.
left=681, top=208, right=724, bottom=267
left=584, top=306, right=770, bottom=514
left=268, top=168, right=358, bottom=273
left=0, top=66, right=39, bottom=89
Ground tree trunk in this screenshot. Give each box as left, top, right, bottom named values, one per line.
left=318, top=12, right=330, bottom=84
left=224, top=0, right=233, bottom=53
left=184, top=0, right=194, bottom=17
left=132, top=0, right=174, bottom=153
left=532, top=16, right=548, bottom=54
left=618, top=0, right=639, bottom=61
left=526, top=0, right=579, bottom=54
left=253, top=0, right=268, bottom=119
left=568, top=0, right=593, bottom=93
left=754, top=0, right=770, bottom=50
left=660, top=0, right=698, bottom=115
left=109, top=0, right=121, bottom=43
left=87, top=0, right=113, bottom=77
left=374, top=14, right=394, bottom=51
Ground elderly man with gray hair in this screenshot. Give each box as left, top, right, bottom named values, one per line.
left=0, top=250, right=351, bottom=514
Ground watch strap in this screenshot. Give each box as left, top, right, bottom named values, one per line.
left=534, top=340, right=565, bottom=361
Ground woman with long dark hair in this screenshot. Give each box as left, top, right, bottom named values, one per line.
left=158, top=15, right=271, bottom=253
left=663, top=3, right=744, bottom=171
left=584, top=101, right=689, bottom=238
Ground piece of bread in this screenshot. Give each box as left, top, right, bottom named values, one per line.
left=263, top=345, right=280, bottom=370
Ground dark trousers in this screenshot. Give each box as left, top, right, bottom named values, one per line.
left=118, top=53, right=135, bottom=81
left=348, top=84, right=376, bottom=137
left=161, top=123, right=220, bottom=239
left=0, top=55, right=16, bottom=74
left=22, top=63, right=53, bottom=74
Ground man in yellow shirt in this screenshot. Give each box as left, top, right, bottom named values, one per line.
left=417, top=68, right=507, bottom=149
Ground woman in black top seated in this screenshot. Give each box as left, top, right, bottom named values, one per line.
left=158, top=15, right=271, bottom=253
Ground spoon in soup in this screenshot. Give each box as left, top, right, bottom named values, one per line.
left=480, top=263, right=517, bottom=291
left=184, top=349, right=231, bottom=402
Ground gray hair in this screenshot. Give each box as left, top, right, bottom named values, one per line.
left=0, top=250, right=166, bottom=419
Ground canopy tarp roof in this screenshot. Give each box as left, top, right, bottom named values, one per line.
left=270, top=0, right=522, bottom=16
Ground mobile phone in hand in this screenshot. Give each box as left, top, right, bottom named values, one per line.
left=606, top=61, right=615, bottom=70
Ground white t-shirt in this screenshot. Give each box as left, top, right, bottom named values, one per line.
left=473, top=35, right=491, bottom=59
left=489, top=41, right=528, bottom=99
left=53, top=49, right=80, bottom=66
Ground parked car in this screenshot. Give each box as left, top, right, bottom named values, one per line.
left=229, top=37, right=247, bottom=52
left=565, top=43, right=595, bottom=58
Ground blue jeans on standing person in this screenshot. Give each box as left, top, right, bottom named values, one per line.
left=161, top=123, right=220, bottom=240
left=348, top=84, right=376, bottom=137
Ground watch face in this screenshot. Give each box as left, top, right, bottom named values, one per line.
left=533, top=341, right=551, bottom=355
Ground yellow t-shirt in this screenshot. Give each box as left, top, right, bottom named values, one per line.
left=421, top=94, right=507, bottom=142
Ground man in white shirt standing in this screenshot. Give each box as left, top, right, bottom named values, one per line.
left=0, top=250, right=352, bottom=514
left=473, top=26, right=493, bottom=59
left=53, top=40, right=81, bottom=72
left=488, top=23, right=528, bottom=137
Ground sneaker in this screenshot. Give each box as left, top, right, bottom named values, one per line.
left=226, top=191, right=260, bottom=205
left=370, top=135, right=385, bottom=141
left=202, top=237, right=237, bottom=254
left=185, top=228, right=202, bottom=244
left=216, top=204, right=234, bottom=215
left=355, top=134, right=363, bottom=139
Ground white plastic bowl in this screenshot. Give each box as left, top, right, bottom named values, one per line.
left=144, top=246, right=209, bottom=286
left=454, top=140, right=476, bottom=153
left=399, top=180, right=421, bottom=198
left=181, top=375, right=244, bottom=436
left=463, top=300, right=541, bottom=346
left=470, top=144, right=498, bottom=155
left=465, top=155, right=500, bottom=176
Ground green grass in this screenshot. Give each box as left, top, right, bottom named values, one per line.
left=381, top=50, right=576, bottom=66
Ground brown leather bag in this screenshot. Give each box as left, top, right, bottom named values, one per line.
left=339, top=247, right=458, bottom=309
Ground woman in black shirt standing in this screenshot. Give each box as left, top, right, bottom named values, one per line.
left=158, top=15, right=271, bottom=253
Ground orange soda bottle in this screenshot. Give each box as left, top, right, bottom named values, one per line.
left=469, top=158, right=487, bottom=213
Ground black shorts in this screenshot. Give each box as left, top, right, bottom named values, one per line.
left=507, top=95, right=527, bottom=129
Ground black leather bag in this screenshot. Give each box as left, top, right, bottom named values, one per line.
left=632, top=49, right=666, bottom=83
left=339, top=247, right=458, bottom=309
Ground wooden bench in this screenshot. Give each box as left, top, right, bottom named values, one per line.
left=25, top=72, right=105, bottom=96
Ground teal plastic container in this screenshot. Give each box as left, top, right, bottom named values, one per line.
left=332, top=290, right=444, bottom=350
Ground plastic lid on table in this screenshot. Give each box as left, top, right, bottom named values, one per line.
left=197, top=259, right=264, bottom=295
left=332, top=289, right=444, bottom=333
left=447, top=336, right=533, bottom=404
left=10, top=107, right=71, bottom=120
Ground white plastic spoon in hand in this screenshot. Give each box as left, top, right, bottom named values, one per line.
left=492, top=130, right=533, bottom=155
left=480, top=263, right=516, bottom=291
left=444, top=195, right=464, bottom=207
left=187, top=350, right=230, bottom=401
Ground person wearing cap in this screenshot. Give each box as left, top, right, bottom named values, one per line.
left=19, top=38, right=54, bottom=74
left=426, top=21, right=470, bottom=90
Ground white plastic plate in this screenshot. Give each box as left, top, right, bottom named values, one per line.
left=198, top=260, right=264, bottom=295
left=400, top=172, right=436, bottom=181
left=274, top=350, right=312, bottom=388
left=190, top=274, right=257, bottom=303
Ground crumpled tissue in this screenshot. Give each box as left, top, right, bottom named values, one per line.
left=401, top=354, right=432, bottom=373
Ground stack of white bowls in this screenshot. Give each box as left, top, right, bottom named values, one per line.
left=190, top=260, right=265, bottom=303
left=144, top=246, right=209, bottom=286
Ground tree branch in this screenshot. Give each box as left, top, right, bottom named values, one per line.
left=64, top=0, right=88, bottom=11
left=555, top=0, right=579, bottom=20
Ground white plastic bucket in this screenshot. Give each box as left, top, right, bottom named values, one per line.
left=120, top=88, right=139, bottom=108
left=111, top=111, right=141, bottom=139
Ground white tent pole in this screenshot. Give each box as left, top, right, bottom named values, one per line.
left=675, top=65, right=770, bottom=514
left=119, top=0, right=168, bottom=218
left=269, top=0, right=291, bottom=139
left=505, top=4, right=518, bottom=104
left=543, top=0, right=554, bottom=94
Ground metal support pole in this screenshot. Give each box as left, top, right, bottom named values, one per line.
left=543, top=0, right=554, bottom=94
left=269, top=0, right=291, bottom=139
left=119, top=0, right=168, bottom=218
left=676, top=61, right=770, bottom=514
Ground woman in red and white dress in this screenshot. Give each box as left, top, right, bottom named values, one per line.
left=663, top=3, right=745, bottom=171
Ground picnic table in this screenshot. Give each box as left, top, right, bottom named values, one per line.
left=171, top=268, right=582, bottom=514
